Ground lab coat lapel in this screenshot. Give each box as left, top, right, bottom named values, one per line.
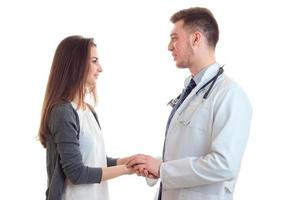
left=173, top=64, right=221, bottom=121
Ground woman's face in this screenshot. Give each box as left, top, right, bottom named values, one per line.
left=86, top=46, right=102, bottom=88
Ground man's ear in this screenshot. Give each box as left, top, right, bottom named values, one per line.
left=192, top=31, right=202, bottom=46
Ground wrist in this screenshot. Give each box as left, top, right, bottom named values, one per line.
left=116, top=158, right=121, bottom=165
left=117, top=157, right=127, bottom=165
left=122, top=165, right=132, bottom=175
left=157, top=161, right=162, bottom=177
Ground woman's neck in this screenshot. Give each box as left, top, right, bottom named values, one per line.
left=72, top=94, right=87, bottom=110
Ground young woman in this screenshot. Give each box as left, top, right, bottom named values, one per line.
left=38, top=35, right=134, bottom=200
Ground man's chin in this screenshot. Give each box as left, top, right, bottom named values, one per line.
left=176, top=63, right=187, bottom=69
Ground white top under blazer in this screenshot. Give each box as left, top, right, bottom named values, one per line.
left=62, top=102, right=109, bottom=200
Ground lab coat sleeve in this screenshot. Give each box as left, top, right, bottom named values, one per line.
left=160, top=85, right=252, bottom=189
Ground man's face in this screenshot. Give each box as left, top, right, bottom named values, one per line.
left=168, top=20, right=194, bottom=68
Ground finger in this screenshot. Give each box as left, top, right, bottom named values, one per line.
left=126, top=156, right=137, bottom=165
left=127, top=159, right=137, bottom=167
left=139, top=166, right=145, bottom=176
left=148, top=174, right=154, bottom=179
left=133, top=165, right=147, bottom=177
left=133, top=164, right=145, bottom=173
left=143, top=169, right=149, bottom=177
left=135, top=170, right=141, bottom=176
left=127, top=157, right=147, bottom=167
left=127, top=154, right=143, bottom=163
left=123, top=156, right=134, bottom=165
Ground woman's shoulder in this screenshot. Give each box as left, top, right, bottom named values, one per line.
left=49, top=102, right=79, bottom=124
left=51, top=102, right=74, bottom=114
left=47, top=102, right=81, bottom=142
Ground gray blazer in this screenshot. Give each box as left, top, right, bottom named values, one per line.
left=45, top=102, right=117, bottom=200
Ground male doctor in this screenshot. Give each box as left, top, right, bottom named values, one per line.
left=128, top=7, right=252, bottom=200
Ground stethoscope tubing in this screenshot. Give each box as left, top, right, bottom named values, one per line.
left=196, top=66, right=224, bottom=99
left=168, top=66, right=224, bottom=107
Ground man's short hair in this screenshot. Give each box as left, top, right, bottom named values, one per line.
left=170, top=7, right=219, bottom=49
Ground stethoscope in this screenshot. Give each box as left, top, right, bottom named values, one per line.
left=167, top=65, right=224, bottom=108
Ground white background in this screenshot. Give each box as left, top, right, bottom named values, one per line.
left=1, top=0, right=300, bottom=199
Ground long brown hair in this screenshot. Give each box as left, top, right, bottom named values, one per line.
left=39, top=35, right=97, bottom=148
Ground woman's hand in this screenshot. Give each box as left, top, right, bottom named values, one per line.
left=117, top=155, right=139, bottom=175
left=127, top=154, right=161, bottom=178
left=117, top=156, right=132, bottom=165
left=123, top=165, right=135, bottom=175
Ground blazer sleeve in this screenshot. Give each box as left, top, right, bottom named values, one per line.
left=106, top=157, right=118, bottom=167
left=160, top=85, right=252, bottom=189
left=48, top=104, right=103, bottom=185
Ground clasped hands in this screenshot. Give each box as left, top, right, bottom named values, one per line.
left=119, top=154, right=161, bottom=179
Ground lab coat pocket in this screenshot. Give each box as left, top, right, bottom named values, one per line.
left=179, top=190, right=219, bottom=200
left=177, top=99, right=209, bottom=130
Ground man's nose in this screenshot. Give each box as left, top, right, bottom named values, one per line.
left=98, top=65, right=103, bottom=72
left=168, top=41, right=173, bottom=51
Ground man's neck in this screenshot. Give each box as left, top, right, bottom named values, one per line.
left=190, top=58, right=216, bottom=76
left=189, top=48, right=216, bottom=75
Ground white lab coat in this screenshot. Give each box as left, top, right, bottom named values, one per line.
left=156, top=64, right=252, bottom=200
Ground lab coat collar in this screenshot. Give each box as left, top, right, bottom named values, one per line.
left=184, top=63, right=221, bottom=88
left=175, top=62, right=222, bottom=117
